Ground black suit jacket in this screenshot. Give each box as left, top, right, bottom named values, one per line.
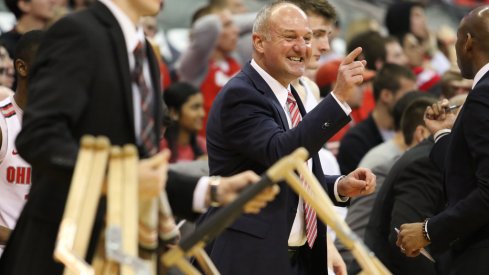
left=203, top=62, right=351, bottom=275
left=364, top=138, right=445, bottom=274
left=427, top=71, right=489, bottom=273
left=0, top=3, right=197, bottom=274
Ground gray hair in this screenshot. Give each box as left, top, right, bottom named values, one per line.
left=252, top=1, right=297, bottom=41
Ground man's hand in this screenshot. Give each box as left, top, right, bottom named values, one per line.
left=337, top=167, right=375, bottom=198
left=396, top=222, right=430, bottom=257
left=212, top=171, right=280, bottom=214
left=424, top=99, right=458, bottom=134
left=327, top=234, right=347, bottom=275
left=0, top=225, right=11, bottom=245
left=332, top=47, right=367, bottom=103
left=138, top=149, right=171, bottom=199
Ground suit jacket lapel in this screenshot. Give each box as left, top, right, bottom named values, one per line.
left=145, top=40, right=162, bottom=150
left=92, top=2, right=135, bottom=137
left=242, top=63, right=302, bottom=228
left=242, top=63, right=289, bottom=130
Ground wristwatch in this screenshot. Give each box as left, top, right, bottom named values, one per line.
left=209, top=176, right=221, bottom=207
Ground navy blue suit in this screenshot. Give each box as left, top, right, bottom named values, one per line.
left=428, top=70, right=489, bottom=274
left=204, top=62, right=351, bottom=275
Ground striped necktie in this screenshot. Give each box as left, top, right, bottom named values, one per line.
left=286, top=91, right=317, bottom=248
left=133, top=42, right=157, bottom=156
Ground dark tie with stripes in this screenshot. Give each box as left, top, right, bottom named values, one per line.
left=286, top=91, right=317, bottom=248
left=133, top=42, right=157, bottom=156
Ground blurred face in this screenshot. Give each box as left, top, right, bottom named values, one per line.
left=385, top=41, right=408, bottom=66
left=410, top=6, right=428, bottom=40
left=216, top=10, right=239, bottom=54
left=23, top=0, right=56, bottom=21
left=256, top=5, right=312, bottom=86
left=141, top=17, right=158, bottom=38
left=307, top=13, right=331, bottom=70
left=227, top=0, right=246, bottom=14
left=179, top=93, right=205, bottom=133
left=128, top=0, right=161, bottom=18
left=0, top=47, right=14, bottom=89
left=402, top=33, right=424, bottom=67
left=450, top=78, right=472, bottom=95
left=389, top=77, right=417, bottom=110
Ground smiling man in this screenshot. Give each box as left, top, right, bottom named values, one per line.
left=0, top=0, right=280, bottom=273
left=204, top=2, right=376, bottom=274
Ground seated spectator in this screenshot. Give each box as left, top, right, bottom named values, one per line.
left=401, top=32, right=442, bottom=93
left=0, top=30, right=43, bottom=257
left=364, top=95, right=467, bottom=275
left=176, top=5, right=240, bottom=136
left=439, top=68, right=472, bottom=99
left=337, top=63, right=416, bottom=174
left=385, top=1, right=451, bottom=75
left=337, top=92, right=435, bottom=273
left=384, top=36, right=408, bottom=67
left=1, top=0, right=55, bottom=58
left=0, top=45, right=14, bottom=91
left=161, top=82, right=207, bottom=163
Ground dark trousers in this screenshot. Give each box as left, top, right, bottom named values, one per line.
left=289, top=245, right=313, bottom=275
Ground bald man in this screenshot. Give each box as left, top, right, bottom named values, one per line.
left=397, top=6, right=489, bottom=274
left=204, top=2, right=376, bottom=274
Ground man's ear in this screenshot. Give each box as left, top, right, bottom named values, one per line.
left=18, top=0, right=31, bottom=14
left=414, top=125, right=430, bottom=143
left=15, top=59, right=27, bottom=78
left=465, top=32, right=473, bottom=53
left=253, top=33, right=265, bottom=54
left=379, top=89, right=393, bottom=105
left=169, top=108, right=179, bottom=121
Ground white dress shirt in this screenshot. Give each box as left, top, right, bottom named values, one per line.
left=251, top=59, right=349, bottom=246
left=98, top=0, right=211, bottom=212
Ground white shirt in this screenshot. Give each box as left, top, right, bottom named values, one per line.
left=251, top=59, right=349, bottom=246
left=99, top=0, right=152, bottom=146
left=98, top=0, right=211, bottom=213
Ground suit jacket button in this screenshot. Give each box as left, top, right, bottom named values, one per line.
left=322, top=122, right=330, bottom=129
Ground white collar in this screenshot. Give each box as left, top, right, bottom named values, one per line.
left=472, top=63, right=489, bottom=89
left=250, top=59, right=291, bottom=109
left=98, top=0, right=145, bottom=54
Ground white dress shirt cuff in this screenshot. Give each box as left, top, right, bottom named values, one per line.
left=434, top=129, right=451, bottom=143
left=331, top=92, right=352, bottom=115
left=192, top=176, right=210, bottom=213
left=334, top=176, right=350, bottom=202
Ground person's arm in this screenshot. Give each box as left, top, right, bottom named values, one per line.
left=220, top=87, right=350, bottom=168
left=176, top=14, right=221, bottom=87
left=388, top=155, right=444, bottom=273
left=0, top=225, right=10, bottom=245
left=232, top=12, right=255, bottom=35
left=398, top=95, right=489, bottom=256
left=327, top=233, right=346, bottom=275
left=166, top=170, right=278, bottom=221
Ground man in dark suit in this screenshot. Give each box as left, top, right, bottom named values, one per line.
left=364, top=97, right=446, bottom=275
left=0, top=0, right=277, bottom=274
left=204, top=2, right=376, bottom=275
left=397, top=6, right=489, bottom=274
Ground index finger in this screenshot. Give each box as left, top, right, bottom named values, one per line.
left=342, top=47, right=363, bottom=65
